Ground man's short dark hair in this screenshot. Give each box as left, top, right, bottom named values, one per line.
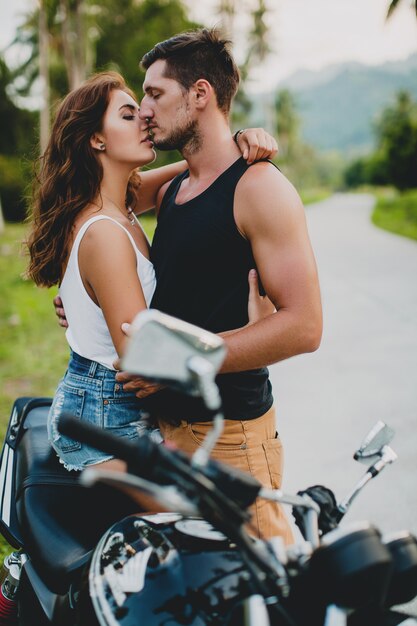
left=141, top=28, right=240, bottom=115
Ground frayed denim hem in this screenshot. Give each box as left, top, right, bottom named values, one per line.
left=52, top=447, right=115, bottom=472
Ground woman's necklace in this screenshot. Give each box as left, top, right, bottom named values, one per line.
left=102, top=193, right=137, bottom=226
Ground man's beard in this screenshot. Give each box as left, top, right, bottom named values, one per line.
left=153, top=119, right=202, bottom=154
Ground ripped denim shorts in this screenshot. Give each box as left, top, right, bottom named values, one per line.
left=47, top=350, right=161, bottom=471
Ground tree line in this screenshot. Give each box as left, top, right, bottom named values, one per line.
left=344, top=91, right=417, bottom=191
left=0, top=0, right=274, bottom=222
left=1, top=0, right=416, bottom=222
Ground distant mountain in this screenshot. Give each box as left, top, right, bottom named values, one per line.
left=250, top=54, right=417, bottom=154
left=280, top=61, right=364, bottom=92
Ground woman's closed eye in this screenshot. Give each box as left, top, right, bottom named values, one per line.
left=119, top=103, right=139, bottom=120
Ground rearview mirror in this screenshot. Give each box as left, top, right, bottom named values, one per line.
left=353, top=421, right=395, bottom=464
left=121, top=309, right=226, bottom=395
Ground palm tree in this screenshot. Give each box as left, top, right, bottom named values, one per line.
left=58, top=0, right=89, bottom=90
left=274, top=89, right=299, bottom=159
left=386, top=0, right=417, bottom=19
left=245, top=0, right=274, bottom=132
left=10, top=0, right=90, bottom=153
left=216, top=0, right=237, bottom=38
left=247, top=0, right=271, bottom=65
left=10, top=0, right=91, bottom=100
left=38, top=0, right=50, bottom=154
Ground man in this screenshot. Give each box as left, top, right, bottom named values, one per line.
left=117, top=28, right=322, bottom=542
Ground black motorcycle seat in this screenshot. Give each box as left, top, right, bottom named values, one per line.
left=15, top=404, right=140, bottom=595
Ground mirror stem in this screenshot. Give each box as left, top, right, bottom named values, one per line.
left=337, top=472, right=374, bottom=520
left=192, top=413, right=224, bottom=468
left=337, top=445, right=397, bottom=519
left=187, top=356, right=225, bottom=468
left=187, top=355, right=222, bottom=410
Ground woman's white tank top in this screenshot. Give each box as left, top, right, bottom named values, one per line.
left=59, top=215, right=156, bottom=370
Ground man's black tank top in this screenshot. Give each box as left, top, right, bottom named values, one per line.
left=143, top=156, right=273, bottom=422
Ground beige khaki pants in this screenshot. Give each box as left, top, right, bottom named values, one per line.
left=158, top=406, right=294, bottom=544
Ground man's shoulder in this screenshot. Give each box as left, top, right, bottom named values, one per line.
left=239, top=159, right=287, bottom=187
left=236, top=160, right=303, bottom=213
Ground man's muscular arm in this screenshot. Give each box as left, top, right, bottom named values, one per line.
left=219, top=162, right=322, bottom=372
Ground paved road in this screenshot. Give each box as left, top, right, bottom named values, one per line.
left=270, top=193, right=417, bottom=543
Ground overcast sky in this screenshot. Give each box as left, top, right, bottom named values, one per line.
left=1, top=0, right=417, bottom=93
left=188, top=0, right=417, bottom=92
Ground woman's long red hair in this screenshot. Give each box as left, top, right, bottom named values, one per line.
left=26, top=72, right=140, bottom=287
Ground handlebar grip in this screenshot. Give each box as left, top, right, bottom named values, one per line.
left=203, top=460, right=261, bottom=508
left=58, top=414, right=261, bottom=510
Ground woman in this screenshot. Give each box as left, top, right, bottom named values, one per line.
left=27, top=71, right=275, bottom=472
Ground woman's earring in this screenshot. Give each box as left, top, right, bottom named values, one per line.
left=99, top=143, right=106, bottom=151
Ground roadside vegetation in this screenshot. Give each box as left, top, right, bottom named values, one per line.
left=372, top=189, right=417, bottom=241
left=343, top=91, right=417, bottom=242
left=0, top=223, right=65, bottom=436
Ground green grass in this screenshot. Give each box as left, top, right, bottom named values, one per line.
left=372, top=189, right=417, bottom=241
left=0, top=222, right=72, bottom=559
left=0, top=223, right=70, bottom=433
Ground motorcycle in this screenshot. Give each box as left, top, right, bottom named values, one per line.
left=0, top=309, right=416, bottom=626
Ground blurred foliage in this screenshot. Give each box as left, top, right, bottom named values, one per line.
left=375, top=91, right=417, bottom=191
left=245, top=0, right=271, bottom=66
left=0, top=156, right=32, bottom=222
left=274, top=89, right=299, bottom=160
left=372, top=189, right=417, bottom=241
left=1, top=0, right=199, bottom=218
left=0, top=58, right=37, bottom=157
left=344, top=90, right=417, bottom=242
left=344, top=91, right=417, bottom=192
left=9, top=0, right=199, bottom=106
left=276, top=144, right=344, bottom=192
left=272, top=87, right=344, bottom=192
left=94, top=0, right=198, bottom=97
left=0, top=57, right=37, bottom=221
left=344, top=153, right=388, bottom=189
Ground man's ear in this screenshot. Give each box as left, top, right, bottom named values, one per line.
left=90, top=133, right=106, bottom=152
left=192, top=79, right=213, bottom=110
